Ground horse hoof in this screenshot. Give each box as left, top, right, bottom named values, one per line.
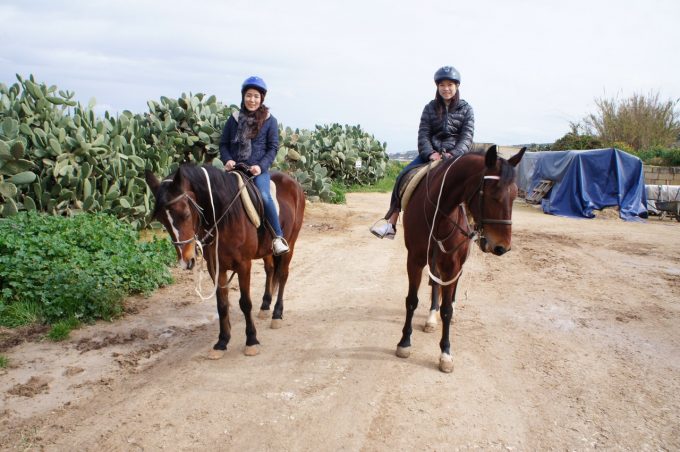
left=423, top=322, right=437, bottom=333
left=270, top=319, right=283, bottom=329
left=207, top=349, right=225, bottom=360
left=439, top=353, right=454, bottom=373
left=244, top=345, right=260, bottom=356
left=257, top=310, right=270, bottom=320
left=395, top=346, right=411, bottom=358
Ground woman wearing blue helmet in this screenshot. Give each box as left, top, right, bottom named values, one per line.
left=219, top=76, right=289, bottom=255
left=370, top=65, right=475, bottom=239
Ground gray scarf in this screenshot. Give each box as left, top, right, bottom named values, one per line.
left=233, top=110, right=257, bottom=161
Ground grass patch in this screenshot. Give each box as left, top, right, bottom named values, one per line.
left=0, top=355, right=7, bottom=368
left=48, top=317, right=81, bottom=341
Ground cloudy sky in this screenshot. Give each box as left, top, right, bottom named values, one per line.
left=1, top=0, right=679, bottom=153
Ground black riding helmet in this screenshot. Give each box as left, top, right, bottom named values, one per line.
left=434, top=66, right=461, bottom=84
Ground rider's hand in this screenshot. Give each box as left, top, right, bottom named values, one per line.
left=224, top=160, right=236, bottom=171
left=250, top=165, right=262, bottom=176
left=429, top=152, right=441, bottom=161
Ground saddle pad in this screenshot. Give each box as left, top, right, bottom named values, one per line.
left=232, top=172, right=279, bottom=228
left=401, top=159, right=442, bottom=211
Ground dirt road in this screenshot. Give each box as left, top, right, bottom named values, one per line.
left=1, top=193, right=679, bottom=450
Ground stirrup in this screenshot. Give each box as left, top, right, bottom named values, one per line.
left=369, top=219, right=396, bottom=239
left=272, top=236, right=290, bottom=256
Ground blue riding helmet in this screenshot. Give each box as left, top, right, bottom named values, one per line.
left=434, top=66, right=461, bottom=84
left=241, top=76, right=268, bottom=95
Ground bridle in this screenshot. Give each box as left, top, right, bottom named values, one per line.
left=161, top=169, right=253, bottom=248
left=163, top=190, right=208, bottom=246
left=426, top=162, right=512, bottom=248
left=425, top=158, right=513, bottom=286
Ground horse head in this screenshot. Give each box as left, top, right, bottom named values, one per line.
left=145, top=166, right=202, bottom=270
left=464, top=145, right=526, bottom=256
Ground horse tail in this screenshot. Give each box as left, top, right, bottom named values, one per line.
left=271, top=254, right=283, bottom=295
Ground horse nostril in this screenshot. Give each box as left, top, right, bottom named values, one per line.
left=187, top=258, right=195, bottom=270
left=493, top=246, right=507, bottom=256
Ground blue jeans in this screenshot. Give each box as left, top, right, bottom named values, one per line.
left=254, top=171, right=284, bottom=237
left=385, top=154, right=429, bottom=219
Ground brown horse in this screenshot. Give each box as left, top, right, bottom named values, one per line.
left=397, top=145, right=525, bottom=372
left=145, top=164, right=305, bottom=359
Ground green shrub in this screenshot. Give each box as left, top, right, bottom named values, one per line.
left=585, top=92, right=680, bottom=151
left=0, top=212, right=175, bottom=327
left=634, top=147, right=680, bottom=166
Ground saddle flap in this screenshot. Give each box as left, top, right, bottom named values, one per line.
left=401, top=159, right=442, bottom=211
left=232, top=171, right=279, bottom=229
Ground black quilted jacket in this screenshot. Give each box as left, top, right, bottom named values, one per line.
left=417, top=99, right=475, bottom=160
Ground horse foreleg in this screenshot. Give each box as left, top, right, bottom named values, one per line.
left=237, top=261, right=260, bottom=356
left=397, top=261, right=423, bottom=358
left=208, top=271, right=231, bottom=360
left=438, top=281, right=459, bottom=373
left=424, top=279, right=440, bottom=333
left=258, top=255, right=275, bottom=320
left=270, top=253, right=292, bottom=330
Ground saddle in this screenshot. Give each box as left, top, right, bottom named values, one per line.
left=399, top=159, right=442, bottom=211
left=231, top=167, right=280, bottom=229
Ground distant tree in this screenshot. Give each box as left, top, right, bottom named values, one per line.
left=584, top=92, right=680, bottom=151
left=552, top=122, right=603, bottom=151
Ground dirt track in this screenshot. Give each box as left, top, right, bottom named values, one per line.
left=1, top=192, right=680, bottom=450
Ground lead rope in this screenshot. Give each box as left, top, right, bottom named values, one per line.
left=194, top=167, right=221, bottom=301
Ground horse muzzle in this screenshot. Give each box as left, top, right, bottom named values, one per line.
left=478, top=237, right=510, bottom=256
left=179, top=257, right=196, bottom=270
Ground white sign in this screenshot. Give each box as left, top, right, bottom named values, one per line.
left=355, top=158, right=362, bottom=169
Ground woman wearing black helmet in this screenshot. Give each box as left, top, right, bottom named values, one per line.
left=219, top=76, right=289, bottom=255
left=370, top=65, right=475, bottom=239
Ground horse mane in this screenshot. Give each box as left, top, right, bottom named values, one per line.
left=155, top=164, right=246, bottom=228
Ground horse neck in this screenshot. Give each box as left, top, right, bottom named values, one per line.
left=428, top=156, right=485, bottom=214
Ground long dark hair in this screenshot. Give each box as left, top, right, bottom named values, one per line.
left=240, top=96, right=270, bottom=139
left=434, top=89, right=460, bottom=119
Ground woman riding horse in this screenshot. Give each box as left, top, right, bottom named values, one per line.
left=219, top=76, right=289, bottom=256
left=371, top=65, right=475, bottom=239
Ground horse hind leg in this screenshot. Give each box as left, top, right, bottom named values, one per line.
left=397, top=261, right=423, bottom=358
left=270, top=253, right=292, bottom=329
left=424, top=278, right=440, bottom=333
left=258, top=255, right=275, bottom=320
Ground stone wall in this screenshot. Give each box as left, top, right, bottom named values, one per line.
left=644, top=165, right=680, bottom=186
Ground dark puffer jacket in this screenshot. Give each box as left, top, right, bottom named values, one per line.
left=417, top=99, right=474, bottom=160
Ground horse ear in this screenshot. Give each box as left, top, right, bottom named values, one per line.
left=145, top=170, right=160, bottom=196
left=173, top=166, right=185, bottom=186
left=485, top=145, right=498, bottom=169
left=508, top=147, right=527, bottom=167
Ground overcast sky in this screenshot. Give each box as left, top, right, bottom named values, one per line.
left=1, top=0, right=679, bottom=153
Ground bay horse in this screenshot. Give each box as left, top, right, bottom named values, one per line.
left=397, top=145, right=525, bottom=372
left=145, top=164, right=305, bottom=359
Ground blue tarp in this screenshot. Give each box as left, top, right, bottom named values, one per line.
left=517, top=148, right=648, bottom=221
